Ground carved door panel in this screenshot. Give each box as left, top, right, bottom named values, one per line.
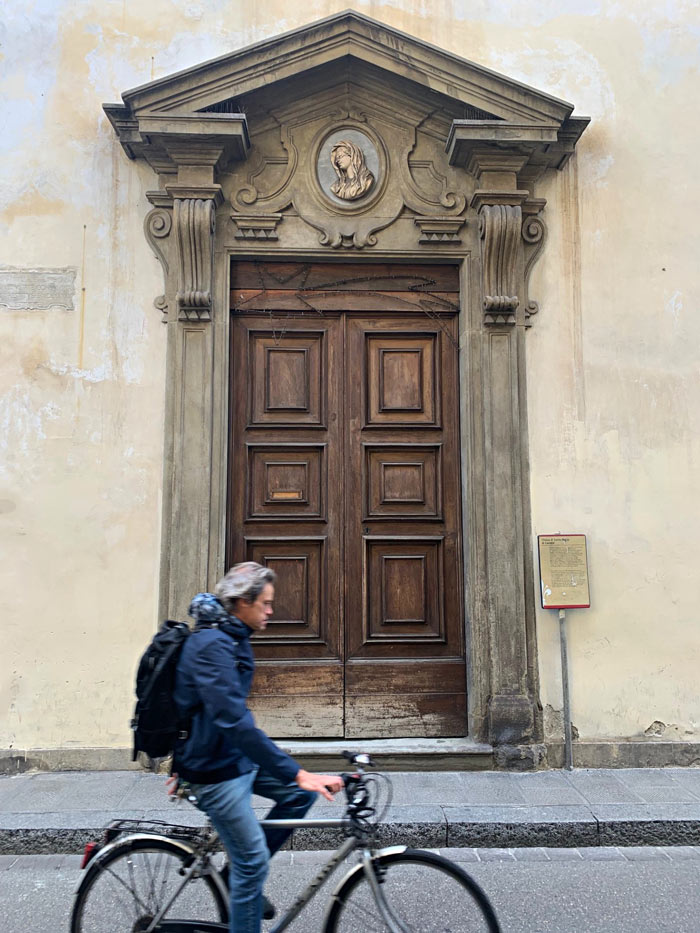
left=344, top=316, right=466, bottom=737
left=229, top=262, right=465, bottom=738
left=229, top=314, right=344, bottom=736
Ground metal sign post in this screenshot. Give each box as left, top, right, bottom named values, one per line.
left=558, top=608, right=574, bottom=770
left=538, top=535, right=591, bottom=772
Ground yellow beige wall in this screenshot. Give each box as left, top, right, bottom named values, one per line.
left=1, top=1, right=698, bottom=753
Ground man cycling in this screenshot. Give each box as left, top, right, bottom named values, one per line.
left=172, top=561, right=343, bottom=933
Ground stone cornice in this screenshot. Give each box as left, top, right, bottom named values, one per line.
left=103, top=106, right=249, bottom=170
left=447, top=121, right=560, bottom=158
left=447, top=118, right=588, bottom=174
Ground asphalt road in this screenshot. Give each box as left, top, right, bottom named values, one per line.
left=3, top=847, right=700, bottom=932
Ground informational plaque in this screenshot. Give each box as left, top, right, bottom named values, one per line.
left=538, top=534, right=590, bottom=609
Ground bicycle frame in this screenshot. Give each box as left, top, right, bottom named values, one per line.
left=139, top=817, right=410, bottom=933
left=238, top=818, right=408, bottom=933
left=262, top=820, right=354, bottom=932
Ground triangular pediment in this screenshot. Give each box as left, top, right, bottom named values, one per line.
left=107, top=11, right=575, bottom=126
left=105, top=11, right=588, bottom=180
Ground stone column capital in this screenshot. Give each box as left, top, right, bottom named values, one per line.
left=466, top=150, right=530, bottom=194
left=471, top=190, right=529, bottom=212
left=165, top=184, right=224, bottom=207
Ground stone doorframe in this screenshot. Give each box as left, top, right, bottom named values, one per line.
left=105, top=12, right=588, bottom=759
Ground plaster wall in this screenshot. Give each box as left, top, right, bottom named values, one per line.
left=1, top=0, right=698, bottom=753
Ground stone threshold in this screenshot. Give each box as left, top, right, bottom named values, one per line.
left=0, top=739, right=495, bottom=775
left=278, top=737, right=495, bottom=772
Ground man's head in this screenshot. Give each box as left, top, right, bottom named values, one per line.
left=215, top=561, right=276, bottom=632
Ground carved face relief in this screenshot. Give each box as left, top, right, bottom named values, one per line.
left=330, top=139, right=374, bottom=200
left=317, top=129, right=380, bottom=207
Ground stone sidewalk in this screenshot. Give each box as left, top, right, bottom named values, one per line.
left=2, top=767, right=700, bottom=853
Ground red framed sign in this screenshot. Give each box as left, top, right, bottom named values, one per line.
left=538, top=534, right=590, bottom=609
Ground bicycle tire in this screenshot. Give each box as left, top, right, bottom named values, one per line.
left=323, top=848, right=501, bottom=933
left=70, top=835, right=228, bottom=933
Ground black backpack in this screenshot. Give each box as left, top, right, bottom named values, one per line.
left=131, top=619, right=193, bottom=766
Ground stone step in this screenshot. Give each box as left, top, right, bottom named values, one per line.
left=278, top=737, right=494, bottom=772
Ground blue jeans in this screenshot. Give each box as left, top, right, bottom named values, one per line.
left=190, top=769, right=315, bottom=933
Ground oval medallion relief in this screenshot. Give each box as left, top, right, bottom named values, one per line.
left=316, top=129, right=381, bottom=208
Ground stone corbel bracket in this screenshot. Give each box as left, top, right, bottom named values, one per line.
left=104, top=107, right=250, bottom=320
left=166, top=185, right=224, bottom=322
left=470, top=173, right=530, bottom=326
left=447, top=118, right=588, bottom=325
left=476, top=200, right=525, bottom=325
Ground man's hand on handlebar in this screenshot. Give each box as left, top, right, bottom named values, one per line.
left=295, top=769, right=344, bottom=802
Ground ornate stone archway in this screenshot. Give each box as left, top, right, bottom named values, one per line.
left=105, top=11, right=588, bottom=759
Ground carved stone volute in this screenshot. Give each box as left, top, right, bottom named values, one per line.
left=169, top=191, right=222, bottom=321
left=467, top=151, right=529, bottom=326
left=144, top=195, right=173, bottom=319
left=478, top=204, right=522, bottom=325
left=145, top=184, right=225, bottom=323
left=521, top=199, right=547, bottom=323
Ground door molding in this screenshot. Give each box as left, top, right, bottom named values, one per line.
left=105, top=11, right=589, bottom=754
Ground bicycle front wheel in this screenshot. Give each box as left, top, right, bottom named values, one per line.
left=70, top=836, right=228, bottom=933
left=324, top=849, right=500, bottom=933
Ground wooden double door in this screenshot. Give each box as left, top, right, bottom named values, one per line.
left=228, top=263, right=466, bottom=738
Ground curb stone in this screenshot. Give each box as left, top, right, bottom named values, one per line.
left=4, top=810, right=700, bottom=854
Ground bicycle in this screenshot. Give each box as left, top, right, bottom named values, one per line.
left=71, top=751, right=501, bottom=932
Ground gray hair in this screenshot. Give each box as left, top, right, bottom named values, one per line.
left=215, top=561, right=276, bottom=613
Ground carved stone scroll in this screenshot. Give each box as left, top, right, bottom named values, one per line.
left=173, top=198, right=215, bottom=321
left=144, top=206, right=172, bottom=319
left=521, top=202, right=546, bottom=324
left=478, top=204, right=521, bottom=325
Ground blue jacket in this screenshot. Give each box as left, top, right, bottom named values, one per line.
left=173, top=593, right=299, bottom=785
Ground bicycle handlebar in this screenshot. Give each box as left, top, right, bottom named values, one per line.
left=341, top=749, right=375, bottom=768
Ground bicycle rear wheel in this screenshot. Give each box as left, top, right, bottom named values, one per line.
left=323, top=849, right=500, bottom=932
left=70, top=836, right=228, bottom=933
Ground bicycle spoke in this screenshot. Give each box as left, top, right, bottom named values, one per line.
left=153, top=848, right=171, bottom=913
left=143, top=846, right=159, bottom=912
left=71, top=842, right=227, bottom=933
left=158, top=850, right=173, bottom=906
left=125, top=855, right=139, bottom=922
left=103, top=860, right=151, bottom=917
